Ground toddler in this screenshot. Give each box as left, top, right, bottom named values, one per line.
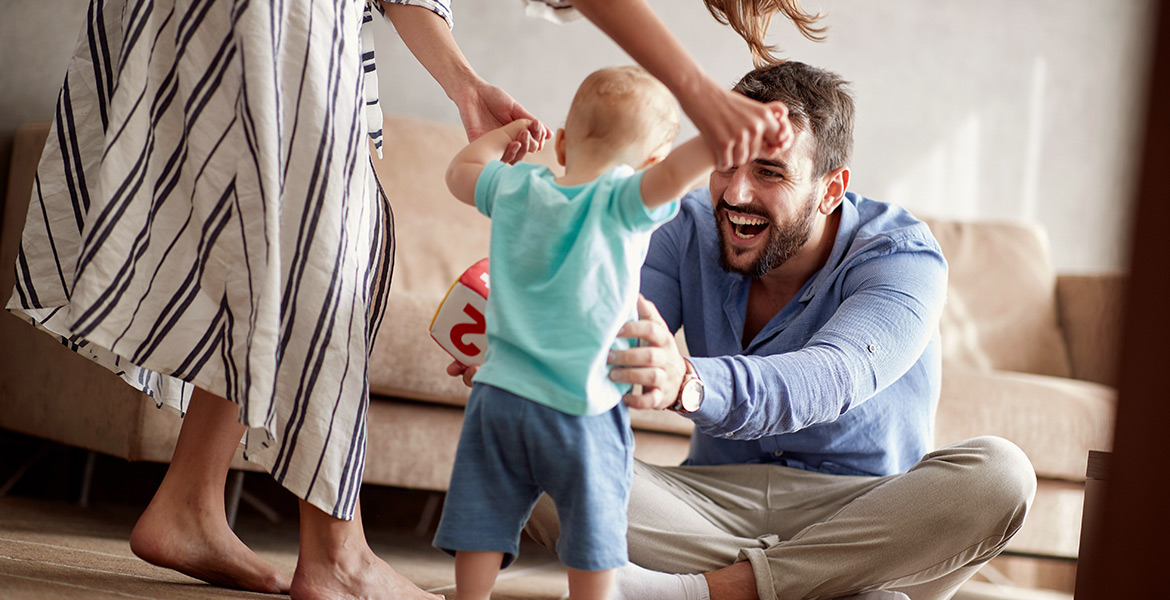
left=433, top=65, right=719, bottom=600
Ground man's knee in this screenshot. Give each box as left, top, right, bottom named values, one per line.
left=930, top=436, right=1037, bottom=537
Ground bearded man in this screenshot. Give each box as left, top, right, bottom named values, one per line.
left=523, top=61, right=1037, bottom=600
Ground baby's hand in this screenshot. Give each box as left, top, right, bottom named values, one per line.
left=446, top=360, right=478, bottom=388
left=501, top=125, right=535, bottom=165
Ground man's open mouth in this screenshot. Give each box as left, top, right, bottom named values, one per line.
left=727, top=212, right=769, bottom=240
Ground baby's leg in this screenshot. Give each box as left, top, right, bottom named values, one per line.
left=567, top=567, right=616, bottom=600
left=455, top=551, right=505, bottom=600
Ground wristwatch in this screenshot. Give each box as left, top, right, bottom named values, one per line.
left=670, top=358, right=705, bottom=414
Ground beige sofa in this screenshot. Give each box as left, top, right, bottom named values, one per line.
left=0, top=117, right=1119, bottom=592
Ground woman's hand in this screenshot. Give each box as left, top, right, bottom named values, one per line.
left=453, top=82, right=551, bottom=164
left=608, top=295, right=687, bottom=410
left=682, top=81, right=793, bottom=170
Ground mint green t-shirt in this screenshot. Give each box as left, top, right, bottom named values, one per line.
left=472, top=161, right=680, bottom=416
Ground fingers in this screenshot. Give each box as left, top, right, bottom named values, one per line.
left=622, top=387, right=672, bottom=411
left=766, top=101, right=793, bottom=152
left=446, top=360, right=477, bottom=388
left=609, top=366, right=670, bottom=389
left=528, top=120, right=549, bottom=152
left=635, top=294, right=667, bottom=324
left=500, top=140, right=522, bottom=165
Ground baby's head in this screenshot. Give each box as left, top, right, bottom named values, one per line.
left=558, top=66, right=680, bottom=171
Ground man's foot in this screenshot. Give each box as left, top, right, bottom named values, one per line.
left=289, top=548, right=443, bottom=600
left=129, top=495, right=291, bottom=594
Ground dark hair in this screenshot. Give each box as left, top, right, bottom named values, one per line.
left=733, top=61, right=854, bottom=177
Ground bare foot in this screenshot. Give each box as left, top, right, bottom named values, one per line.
left=289, top=548, right=443, bottom=600
left=130, top=495, right=291, bottom=594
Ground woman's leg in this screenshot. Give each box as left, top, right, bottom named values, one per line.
left=129, top=387, right=290, bottom=593
left=290, top=498, right=443, bottom=600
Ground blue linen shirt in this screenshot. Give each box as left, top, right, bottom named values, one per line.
left=473, top=161, right=679, bottom=416
left=641, top=190, right=947, bottom=476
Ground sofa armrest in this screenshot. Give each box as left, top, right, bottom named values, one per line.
left=1056, top=273, right=1126, bottom=387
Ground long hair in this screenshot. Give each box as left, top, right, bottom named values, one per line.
left=703, top=0, right=827, bottom=67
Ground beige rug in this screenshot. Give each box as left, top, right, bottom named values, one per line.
left=0, top=495, right=568, bottom=600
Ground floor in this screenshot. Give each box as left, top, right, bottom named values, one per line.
left=0, top=434, right=1074, bottom=600
left=0, top=434, right=568, bottom=600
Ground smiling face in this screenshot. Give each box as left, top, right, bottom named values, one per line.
left=710, top=129, right=823, bottom=278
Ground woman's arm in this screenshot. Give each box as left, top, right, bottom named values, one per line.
left=381, top=3, right=549, bottom=161
left=569, top=0, right=792, bottom=170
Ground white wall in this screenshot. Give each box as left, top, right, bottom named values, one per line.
left=371, top=0, right=1156, bottom=272
left=3, top=0, right=1155, bottom=272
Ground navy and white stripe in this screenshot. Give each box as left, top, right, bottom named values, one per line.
left=3, top=0, right=450, bottom=519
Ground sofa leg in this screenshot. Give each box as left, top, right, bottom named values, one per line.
left=414, top=491, right=442, bottom=537
left=226, top=470, right=244, bottom=529
left=78, top=451, right=97, bottom=508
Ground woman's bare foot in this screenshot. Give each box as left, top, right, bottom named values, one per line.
left=130, top=491, right=291, bottom=594
left=291, top=498, right=442, bottom=600
left=289, top=548, right=443, bottom=600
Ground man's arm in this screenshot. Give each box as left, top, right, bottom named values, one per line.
left=613, top=242, right=947, bottom=434
left=688, top=249, right=946, bottom=437
left=639, top=137, right=715, bottom=211
left=446, top=119, right=534, bottom=206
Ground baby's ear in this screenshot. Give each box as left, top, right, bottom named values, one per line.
left=555, top=129, right=567, bottom=167
left=638, top=142, right=672, bottom=170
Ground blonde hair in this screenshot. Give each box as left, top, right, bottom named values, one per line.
left=703, top=0, right=827, bottom=67
left=564, top=66, right=680, bottom=163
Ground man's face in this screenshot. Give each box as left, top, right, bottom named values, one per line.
left=710, top=129, right=822, bottom=278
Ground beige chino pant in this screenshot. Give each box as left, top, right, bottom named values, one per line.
left=526, top=436, right=1036, bottom=600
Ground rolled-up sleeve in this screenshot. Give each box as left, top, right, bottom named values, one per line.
left=687, top=239, right=948, bottom=439
left=380, top=0, right=453, bottom=28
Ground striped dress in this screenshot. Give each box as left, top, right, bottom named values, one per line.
left=6, top=0, right=451, bottom=519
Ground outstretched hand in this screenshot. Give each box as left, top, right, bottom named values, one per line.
left=609, top=295, right=688, bottom=410
left=454, top=82, right=551, bottom=164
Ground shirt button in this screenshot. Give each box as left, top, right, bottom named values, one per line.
left=867, top=344, right=877, bottom=353
left=773, top=450, right=784, bottom=457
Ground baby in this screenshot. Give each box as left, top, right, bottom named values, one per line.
left=433, top=65, right=718, bottom=600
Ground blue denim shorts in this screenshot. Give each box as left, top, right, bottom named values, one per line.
left=433, top=383, right=634, bottom=571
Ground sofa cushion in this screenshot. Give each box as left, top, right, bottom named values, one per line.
left=924, top=219, right=1073, bottom=379
left=935, top=364, right=1114, bottom=481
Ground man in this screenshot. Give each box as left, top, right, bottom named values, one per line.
left=522, top=61, right=1036, bottom=600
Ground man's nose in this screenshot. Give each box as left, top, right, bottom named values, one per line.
left=723, top=169, right=753, bottom=206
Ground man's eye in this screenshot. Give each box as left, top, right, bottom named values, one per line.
left=758, top=168, right=783, bottom=179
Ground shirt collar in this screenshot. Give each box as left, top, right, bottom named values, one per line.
left=797, top=192, right=860, bottom=303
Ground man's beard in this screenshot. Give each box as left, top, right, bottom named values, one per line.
left=715, top=193, right=818, bottom=278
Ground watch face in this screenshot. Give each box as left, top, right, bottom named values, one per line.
left=680, top=379, right=704, bottom=412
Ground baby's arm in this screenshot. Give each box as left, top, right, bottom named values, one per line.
left=638, top=137, right=716, bottom=210
left=446, top=119, right=534, bottom=206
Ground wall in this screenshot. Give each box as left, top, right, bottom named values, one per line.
left=2, top=0, right=1155, bottom=272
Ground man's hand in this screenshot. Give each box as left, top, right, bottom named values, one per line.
left=454, top=81, right=550, bottom=164
left=447, top=360, right=478, bottom=388
left=609, top=295, right=688, bottom=410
